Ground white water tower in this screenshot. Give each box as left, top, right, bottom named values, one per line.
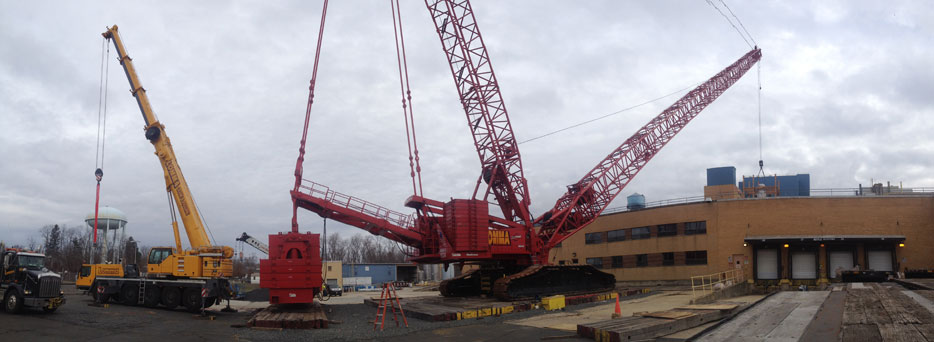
left=85, top=206, right=128, bottom=264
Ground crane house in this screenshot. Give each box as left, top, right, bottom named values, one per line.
left=550, top=166, right=933, bottom=287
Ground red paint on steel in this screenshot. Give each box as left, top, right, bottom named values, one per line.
left=424, top=0, right=531, bottom=226
left=534, top=48, right=762, bottom=263
left=259, top=231, right=323, bottom=305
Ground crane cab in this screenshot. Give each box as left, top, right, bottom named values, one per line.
left=76, top=264, right=126, bottom=290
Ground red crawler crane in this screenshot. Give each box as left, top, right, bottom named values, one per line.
left=292, top=0, right=762, bottom=300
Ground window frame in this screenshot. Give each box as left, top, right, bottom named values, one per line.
left=607, top=229, right=627, bottom=242
left=662, top=252, right=675, bottom=266
left=636, top=254, right=648, bottom=267
left=631, top=227, right=651, bottom=240
left=657, top=223, right=677, bottom=237
left=612, top=255, right=624, bottom=268
left=685, top=221, right=707, bottom=235
left=585, top=232, right=604, bottom=244
left=686, top=250, right=708, bottom=265
left=586, top=257, right=603, bottom=269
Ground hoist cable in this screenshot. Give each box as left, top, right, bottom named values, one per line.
left=391, top=0, right=424, bottom=198
left=718, top=0, right=757, bottom=46
left=518, top=81, right=701, bottom=145
left=704, top=0, right=752, bottom=48
left=291, top=0, right=329, bottom=232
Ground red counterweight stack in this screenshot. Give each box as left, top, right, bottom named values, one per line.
left=259, top=231, right=322, bottom=304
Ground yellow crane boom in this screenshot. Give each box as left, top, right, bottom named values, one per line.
left=103, top=25, right=213, bottom=252
left=101, top=25, right=232, bottom=278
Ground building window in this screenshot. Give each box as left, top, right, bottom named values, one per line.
left=585, top=232, right=604, bottom=244
left=663, top=252, right=674, bottom=266
left=558, top=260, right=566, bottom=265
left=631, top=227, right=650, bottom=240
left=555, top=241, right=562, bottom=247
left=657, top=224, right=677, bottom=237
left=685, top=221, right=707, bottom=235
left=328, top=266, right=332, bottom=271
left=586, top=257, right=603, bottom=269
left=636, top=254, right=648, bottom=267
left=686, top=251, right=708, bottom=265
left=612, top=256, right=623, bottom=268
left=572, top=258, right=579, bottom=264
left=607, top=229, right=626, bottom=242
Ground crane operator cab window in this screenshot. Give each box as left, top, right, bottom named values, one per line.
left=148, top=248, right=173, bottom=265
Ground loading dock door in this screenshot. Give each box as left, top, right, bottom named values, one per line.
left=791, top=251, right=817, bottom=279
left=756, top=248, right=779, bottom=279
left=867, top=250, right=893, bottom=272
left=828, top=251, right=854, bottom=278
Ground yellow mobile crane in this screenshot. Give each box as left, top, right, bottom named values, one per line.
left=77, top=25, right=234, bottom=312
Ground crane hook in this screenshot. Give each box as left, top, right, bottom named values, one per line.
left=95, top=168, right=104, bottom=183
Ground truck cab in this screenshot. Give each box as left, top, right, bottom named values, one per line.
left=1, top=250, right=65, bottom=313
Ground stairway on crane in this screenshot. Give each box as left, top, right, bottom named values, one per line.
left=363, top=289, right=652, bottom=322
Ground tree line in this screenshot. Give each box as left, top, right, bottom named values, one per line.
left=322, top=233, right=409, bottom=264
left=4, top=224, right=410, bottom=280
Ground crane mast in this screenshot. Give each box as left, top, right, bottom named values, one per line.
left=424, top=0, right=531, bottom=225
left=102, top=25, right=216, bottom=252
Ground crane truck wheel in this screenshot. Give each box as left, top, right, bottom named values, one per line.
left=182, top=288, right=202, bottom=313
left=4, top=289, right=23, bottom=314
left=161, top=287, right=181, bottom=309
left=120, top=284, right=139, bottom=305
left=143, top=286, right=160, bottom=307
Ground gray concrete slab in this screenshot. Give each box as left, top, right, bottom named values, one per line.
left=695, top=291, right=830, bottom=342
left=902, top=290, right=934, bottom=315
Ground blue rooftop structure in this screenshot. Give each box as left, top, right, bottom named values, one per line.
left=739, top=174, right=810, bottom=197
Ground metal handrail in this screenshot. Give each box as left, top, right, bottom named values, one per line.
left=298, top=179, right=415, bottom=228
left=690, top=268, right=744, bottom=299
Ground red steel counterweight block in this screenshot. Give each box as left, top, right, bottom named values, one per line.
left=259, top=231, right=322, bottom=304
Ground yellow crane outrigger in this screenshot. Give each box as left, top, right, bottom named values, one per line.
left=77, top=25, right=235, bottom=312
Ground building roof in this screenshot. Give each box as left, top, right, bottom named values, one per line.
left=744, top=235, right=906, bottom=242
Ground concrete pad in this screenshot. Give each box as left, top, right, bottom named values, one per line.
left=696, top=291, right=831, bottom=342
left=902, top=290, right=934, bottom=315
left=510, top=291, right=692, bottom=331
left=764, top=291, right=829, bottom=341
left=850, top=282, right=867, bottom=289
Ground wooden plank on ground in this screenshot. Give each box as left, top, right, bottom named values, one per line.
left=879, top=323, right=926, bottom=341
left=637, top=310, right=696, bottom=319
left=675, top=304, right=738, bottom=311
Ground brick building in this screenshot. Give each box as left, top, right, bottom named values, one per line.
left=549, top=167, right=933, bottom=286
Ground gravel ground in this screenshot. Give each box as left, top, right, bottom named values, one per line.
left=240, top=298, right=613, bottom=341
left=2, top=285, right=609, bottom=341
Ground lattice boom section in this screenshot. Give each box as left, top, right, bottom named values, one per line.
left=425, top=0, right=530, bottom=224
left=539, top=48, right=762, bottom=249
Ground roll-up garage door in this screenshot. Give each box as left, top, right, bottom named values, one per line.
left=756, top=248, right=779, bottom=279
left=828, top=251, right=854, bottom=278
left=791, top=251, right=817, bottom=279
left=867, top=250, right=893, bottom=271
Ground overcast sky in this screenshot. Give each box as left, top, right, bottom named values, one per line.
left=2, top=1, right=933, bottom=249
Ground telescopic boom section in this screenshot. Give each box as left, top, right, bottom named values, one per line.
left=536, top=48, right=762, bottom=259
left=102, top=25, right=214, bottom=250
left=425, top=0, right=531, bottom=225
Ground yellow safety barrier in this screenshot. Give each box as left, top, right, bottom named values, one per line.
left=690, top=268, right=744, bottom=300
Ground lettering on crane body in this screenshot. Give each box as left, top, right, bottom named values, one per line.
left=164, top=158, right=191, bottom=216
left=488, top=230, right=510, bottom=246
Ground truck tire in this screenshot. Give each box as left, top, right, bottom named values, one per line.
left=143, top=286, right=161, bottom=307
left=4, top=290, right=23, bottom=314
left=121, top=284, right=139, bottom=305
left=161, top=287, right=181, bottom=309
left=182, top=288, right=202, bottom=313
